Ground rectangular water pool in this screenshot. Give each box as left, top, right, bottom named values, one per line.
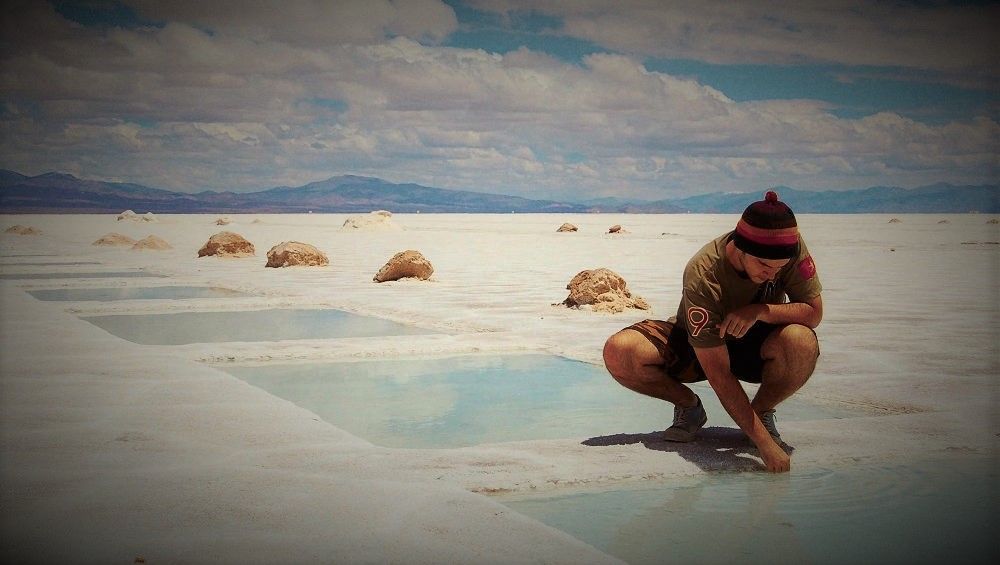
left=504, top=456, right=996, bottom=565
left=0, top=271, right=164, bottom=280
left=81, top=308, right=437, bottom=345
left=0, top=261, right=102, bottom=266
left=30, top=286, right=250, bottom=301
left=224, top=354, right=856, bottom=449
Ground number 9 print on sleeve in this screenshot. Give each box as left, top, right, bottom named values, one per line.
left=687, top=306, right=711, bottom=337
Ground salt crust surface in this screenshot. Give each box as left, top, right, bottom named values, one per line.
left=2, top=212, right=998, bottom=562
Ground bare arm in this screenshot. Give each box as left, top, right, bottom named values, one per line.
left=719, top=294, right=823, bottom=339
left=761, top=294, right=823, bottom=328
left=693, top=345, right=790, bottom=473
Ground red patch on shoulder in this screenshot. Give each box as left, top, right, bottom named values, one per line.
left=798, top=256, right=817, bottom=280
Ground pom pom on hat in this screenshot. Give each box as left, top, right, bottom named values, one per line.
left=732, top=190, right=799, bottom=259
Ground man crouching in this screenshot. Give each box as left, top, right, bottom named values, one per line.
left=603, top=191, right=823, bottom=473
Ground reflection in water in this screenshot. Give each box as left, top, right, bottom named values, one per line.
left=0, top=271, right=163, bottom=279
left=81, top=308, right=437, bottom=345
left=226, top=355, right=856, bottom=449
left=0, top=261, right=101, bottom=266
left=506, top=457, right=996, bottom=564
left=230, top=355, right=640, bottom=448
left=29, top=286, right=249, bottom=301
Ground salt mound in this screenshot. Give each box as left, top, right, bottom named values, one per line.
left=117, top=210, right=157, bottom=222
left=888, top=218, right=902, bottom=223
left=557, top=223, right=578, bottom=232
left=987, top=219, right=998, bottom=224
left=215, top=217, right=231, bottom=225
left=608, top=224, right=628, bottom=234
left=92, top=233, right=136, bottom=246
left=198, top=231, right=255, bottom=257
left=561, top=268, right=649, bottom=313
left=4, top=225, right=42, bottom=235
left=132, top=235, right=172, bottom=251
left=373, top=250, right=434, bottom=282
left=343, top=211, right=402, bottom=231
left=265, top=241, right=329, bottom=267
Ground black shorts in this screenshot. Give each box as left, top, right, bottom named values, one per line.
left=626, top=318, right=789, bottom=384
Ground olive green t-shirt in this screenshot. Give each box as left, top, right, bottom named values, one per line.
left=676, top=231, right=822, bottom=348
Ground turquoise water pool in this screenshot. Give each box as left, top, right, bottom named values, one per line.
left=505, top=455, right=996, bottom=564
left=81, top=308, right=438, bottom=345
left=0, top=261, right=101, bottom=266
left=0, top=271, right=164, bottom=279
left=30, top=286, right=249, bottom=301
left=225, top=354, right=857, bottom=449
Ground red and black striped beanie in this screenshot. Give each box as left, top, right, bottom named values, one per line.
left=732, top=191, right=799, bottom=259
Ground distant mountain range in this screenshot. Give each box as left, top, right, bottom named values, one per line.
left=0, top=169, right=996, bottom=214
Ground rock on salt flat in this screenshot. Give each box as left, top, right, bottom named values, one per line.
left=373, top=250, right=434, bottom=282
left=561, top=268, right=650, bottom=313
left=265, top=241, right=329, bottom=267
left=198, top=231, right=255, bottom=257
left=117, top=210, right=157, bottom=222
left=92, top=233, right=136, bottom=246
left=131, top=235, right=172, bottom=251
left=557, top=223, right=578, bottom=232
left=342, top=210, right=402, bottom=231
left=4, top=225, right=42, bottom=235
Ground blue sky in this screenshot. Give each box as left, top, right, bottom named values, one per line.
left=445, top=1, right=997, bottom=125
left=1, top=0, right=997, bottom=200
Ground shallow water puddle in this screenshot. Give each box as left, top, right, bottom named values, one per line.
left=224, top=354, right=856, bottom=449
left=504, top=456, right=996, bottom=565
left=80, top=308, right=437, bottom=345
left=0, top=261, right=102, bottom=266
left=0, top=271, right=164, bottom=280
left=0, top=254, right=59, bottom=258
left=30, top=286, right=250, bottom=301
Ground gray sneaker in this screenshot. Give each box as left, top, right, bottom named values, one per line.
left=663, top=396, right=707, bottom=442
left=759, top=409, right=781, bottom=442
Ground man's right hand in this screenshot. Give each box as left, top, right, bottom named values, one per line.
left=695, top=344, right=794, bottom=473
left=759, top=441, right=790, bottom=473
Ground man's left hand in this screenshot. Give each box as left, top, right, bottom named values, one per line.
left=719, top=304, right=766, bottom=339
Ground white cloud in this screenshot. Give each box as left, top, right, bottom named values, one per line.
left=0, top=1, right=996, bottom=199
left=125, top=0, right=458, bottom=45
left=467, top=0, right=999, bottom=78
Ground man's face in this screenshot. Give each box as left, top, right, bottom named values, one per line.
left=741, top=253, right=790, bottom=283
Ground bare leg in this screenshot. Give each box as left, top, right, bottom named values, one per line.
left=603, top=329, right=698, bottom=408
left=750, top=324, right=819, bottom=414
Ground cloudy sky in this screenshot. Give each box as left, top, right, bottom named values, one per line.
left=1, top=0, right=997, bottom=201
